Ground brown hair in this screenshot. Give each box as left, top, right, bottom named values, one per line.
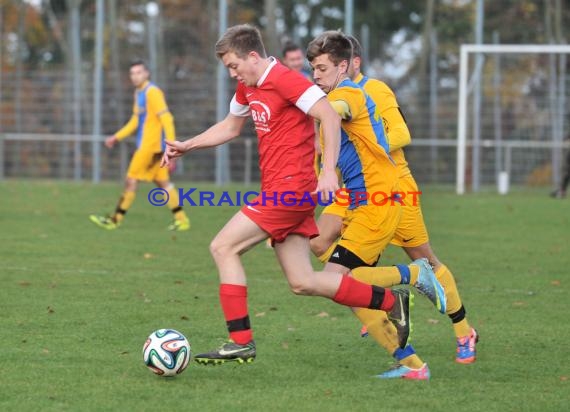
left=346, top=35, right=362, bottom=58
left=129, top=59, right=149, bottom=70
left=282, top=41, right=302, bottom=57
left=306, top=30, right=352, bottom=65
left=215, top=24, right=267, bottom=59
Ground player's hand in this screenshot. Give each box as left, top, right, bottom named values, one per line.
left=167, top=158, right=177, bottom=173
left=104, top=136, right=117, bottom=148
left=313, top=168, right=339, bottom=204
left=161, top=140, right=188, bottom=168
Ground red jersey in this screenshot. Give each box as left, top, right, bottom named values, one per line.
left=230, top=58, right=325, bottom=192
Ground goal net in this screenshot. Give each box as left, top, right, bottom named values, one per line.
left=456, top=44, right=570, bottom=194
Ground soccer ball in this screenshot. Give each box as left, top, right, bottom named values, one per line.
left=143, top=329, right=191, bottom=377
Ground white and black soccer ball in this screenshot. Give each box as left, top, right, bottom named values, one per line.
left=143, top=329, right=191, bottom=377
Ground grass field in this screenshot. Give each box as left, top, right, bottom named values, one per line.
left=1, top=180, right=568, bottom=412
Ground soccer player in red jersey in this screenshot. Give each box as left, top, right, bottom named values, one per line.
left=161, top=24, right=420, bottom=366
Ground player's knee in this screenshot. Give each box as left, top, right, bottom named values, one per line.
left=310, top=237, right=329, bottom=257
left=289, top=283, right=313, bottom=296
left=288, top=277, right=316, bottom=296
left=125, top=179, right=137, bottom=191
left=155, top=180, right=172, bottom=190
left=209, top=237, right=229, bottom=260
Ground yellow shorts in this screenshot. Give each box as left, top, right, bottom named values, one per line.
left=321, top=176, right=429, bottom=250
left=321, top=200, right=347, bottom=218
left=391, top=176, right=429, bottom=247
left=337, top=202, right=401, bottom=266
left=127, top=150, right=169, bottom=182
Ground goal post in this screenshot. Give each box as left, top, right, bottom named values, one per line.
left=457, top=44, right=570, bottom=194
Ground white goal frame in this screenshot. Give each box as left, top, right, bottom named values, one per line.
left=456, top=44, right=570, bottom=194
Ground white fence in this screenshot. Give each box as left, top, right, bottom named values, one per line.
left=2, top=133, right=567, bottom=193
left=0, top=133, right=258, bottom=184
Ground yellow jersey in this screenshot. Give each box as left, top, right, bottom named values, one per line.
left=324, top=78, right=399, bottom=208
left=354, top=73, right=411, bottom=178
left=114, top=81, right=175, bottom=153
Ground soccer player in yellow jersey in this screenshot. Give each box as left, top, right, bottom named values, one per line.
left=307, top=31, right=447, bottom=380
left=310, top=35, right=478, bottom=366
left=89, top=60, right=189, bottom=231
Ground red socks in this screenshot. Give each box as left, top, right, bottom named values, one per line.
left=219, top=284, right=252, bottom=344
left=333, top=275, right=394, bottom=311
left=220, top=277, right=394, bottom=346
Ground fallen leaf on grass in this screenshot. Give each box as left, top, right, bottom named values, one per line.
left=427, top=318, right=439, bottom=324
left=512, top=301, right=526, bottom=307
left=316, top=312, right=329, bottom=318
left=18, top=281, right=31, bottom=287
left=47, top=306, right=55, bottom=314
left=143, top=253, right=153, bottom=259
left=255, top=312, right=265, bottom=317
left=551, top=280, right=561, bottom=286
left=138, top=292, right=152, bottom=303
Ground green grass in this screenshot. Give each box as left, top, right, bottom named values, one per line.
left=1, top=180, right=568, bottom=411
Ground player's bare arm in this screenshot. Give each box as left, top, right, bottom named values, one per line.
left=308, top=97, right=341, bottom=200
left=161, top=113, right=247, bottom=167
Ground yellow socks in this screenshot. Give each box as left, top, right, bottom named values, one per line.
left=435, top=264, right=462, bottom=313
left=354, top=308, right=399, bottom=354
left=353, top=308, right=424, bottom=369
left=351, top=264, right=419, bottom=288
left=452, top=318, right=471, bottom=338
left=436, top=264, right=472, bottom=338
left=167, top=186, right=189, bottom=223
left=113, top=190, right=136, bottom=223
left=393, top=347, right=425, bottom=369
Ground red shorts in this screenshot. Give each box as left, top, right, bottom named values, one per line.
left=241, top=192, right=319, bottom=244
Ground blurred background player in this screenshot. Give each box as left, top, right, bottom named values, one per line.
left=310, top=35, right=478, bottom=365
left=89, top=60, right=190, bottom=231
left=282, top=41, right=311, bottom=78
